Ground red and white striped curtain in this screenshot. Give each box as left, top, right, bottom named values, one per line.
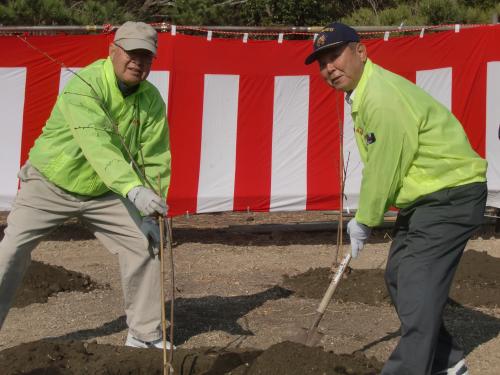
left=1, top=25, right=499, bottom=215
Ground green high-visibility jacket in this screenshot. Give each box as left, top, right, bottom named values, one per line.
left=350, top=59, right=487, bottom=227
left=29, top=57, right=170, bottom=199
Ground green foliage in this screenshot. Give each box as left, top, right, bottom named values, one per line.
left=0, top=0, right=71, bottom=25
left=0, top=0, right=132, bottom=25
left=70, top=1, right=131, bottom=25
left=458, top=0, right=498, bottom=9
left=420, top=0, right=464, bottom=24
left=0, top=0, right=498, bottom=27
left=419, top=0, right=493, bottom=24
left=378, top=4, right=426, bottom=25
left=343, top=7, right=379, bottom=26
left=344, top=0, right=497, bottom=25
left=238, top=0, right=346, bottom=26
left=167, top=0, right=244, bottom=25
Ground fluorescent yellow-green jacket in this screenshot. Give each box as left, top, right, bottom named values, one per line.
left=350, top=59, right=487, bottom=227
left=29, top=57, right=170, bottom=198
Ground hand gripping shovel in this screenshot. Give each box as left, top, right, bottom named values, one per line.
left=293, top=253, right=352, bottom=346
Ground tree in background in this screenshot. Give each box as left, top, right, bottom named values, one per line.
left=343, top=0, right=499, bottom=25
left=236, top=0, right=346, bottom=26
left=0, top=0, right=128, bottom=25
left=0, top=0, right=499, bottom=26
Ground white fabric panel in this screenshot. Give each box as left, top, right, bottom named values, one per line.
left=416, top=67, right=452, bottom=110
left=486, top=62, right=500, bottom=208
left=0, top=68, right=26, bottom=210
left=58, top=67, right=82, bottom=93
left=197, top=74, right=239, bottom=213
left=270, top=76, right=309, bottom=211
left=343, top=98, right=363, bottom=212
left=147, top=71, right=170, bottom=114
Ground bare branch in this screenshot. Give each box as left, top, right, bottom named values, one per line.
left=212, top=0, right=248, bottom=7
left=265, top=3, right=272, bottom=18
left=140, top=0, right=173, bottom=13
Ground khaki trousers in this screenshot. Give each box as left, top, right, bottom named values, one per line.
left=0, top=163, right=162, bottom=342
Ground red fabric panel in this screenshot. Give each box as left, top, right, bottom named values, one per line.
left=306, top=75, right=342, bottom=210
left=363, top=27, right=500, bottom=157
left=1, top=26, right=500, bottom=215
left=20, top=61, right=59, bottom=167
left=233, top=75, right=274, bottom=212
left=166, top=71, right=204, bottom=216
left=0, top=35, right=109, bottom=166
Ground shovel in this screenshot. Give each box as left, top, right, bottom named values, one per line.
left=293, top=252, right=352, bottom=346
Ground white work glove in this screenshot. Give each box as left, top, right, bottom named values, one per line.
left=141, top=216, right=161, bottom=256
left=127, top=186, right=167, bottom=216
left=347, top=218, right=371, bottom=258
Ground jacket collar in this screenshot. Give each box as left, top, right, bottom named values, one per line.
left=350, top=58, right=374, bottom=114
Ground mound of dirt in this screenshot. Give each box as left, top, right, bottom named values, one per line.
left=0, top=339, right=260, bottom=375
left=282, top=267, right=389, bottom=305
left=231, top=341, right=382, bottom=375
left=0, top=339, right=382, bottom=375
left=450, top=249, right=500, bottom=307
left=13, top=261, right=100, bottom=308
left=282, top=250, right=500, bottom=307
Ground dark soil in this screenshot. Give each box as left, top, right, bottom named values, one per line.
left=1, top=211, right=498, bottom=374
left=230, top=341, right=382, bottom=375
left=450, top=249, right=500, bottom=307
left=13, top=261, right=100, bottom=308
left=282, top=250, right=500, bottom=307
left=0, top=339, right=382, bottom=375
left=283, top=267, right=389, bottom=305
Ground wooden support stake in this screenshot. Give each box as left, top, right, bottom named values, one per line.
left=158, top=174, right=173, bottom=374
left=158, top=214, right=169, bottom=375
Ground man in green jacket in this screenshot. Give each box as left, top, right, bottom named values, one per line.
left=0, top=21, right=172, bottom=349
left=305, top=23, right=486, bottom=375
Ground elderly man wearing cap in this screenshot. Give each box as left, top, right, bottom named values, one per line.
left=0, top=21, right=172, bottom=349
left=305, top=23, right=487, bottom=375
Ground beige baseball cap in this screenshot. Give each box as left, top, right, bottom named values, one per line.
left=114, top=21, right=157, bottom=55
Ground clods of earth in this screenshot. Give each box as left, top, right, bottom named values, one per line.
left=0, top=339, right=382, bottom=375
left=0, top=212, right=500, bottom=375
left=282, top=249, right=500, bottom=307
left=2, top=249, right=497, bottom=374
left=4, top=263, right=383, bottom=374
left=13, top=261, right=101, bottom=308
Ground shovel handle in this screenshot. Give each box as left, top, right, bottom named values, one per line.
left=316, top=253, right=352, bottom=314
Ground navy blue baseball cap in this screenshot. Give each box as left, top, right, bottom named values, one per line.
left=305, top=22, right=360, bottom=65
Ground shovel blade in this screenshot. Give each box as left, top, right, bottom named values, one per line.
left=290, top=326, right=324, bottom=347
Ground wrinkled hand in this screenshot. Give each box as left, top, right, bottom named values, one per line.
left=347, top=218, right=371, bottom=258
left=127, top=186, right=167, bottom=216
left=141, top=216, right=161, bottom=255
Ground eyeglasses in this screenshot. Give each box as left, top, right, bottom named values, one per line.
left=114, top=43, right=154, bottom=64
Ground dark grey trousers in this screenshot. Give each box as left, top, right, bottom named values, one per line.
left=381, top=182, right=487, bottom=375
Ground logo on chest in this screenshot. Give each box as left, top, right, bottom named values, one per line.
left=365, top=132, right=376, bottom=145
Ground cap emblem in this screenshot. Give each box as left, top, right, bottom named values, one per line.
left=315, top=34, right=326, bottom=47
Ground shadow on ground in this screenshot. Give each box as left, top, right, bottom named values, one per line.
left=357, top=301, right=500, bottom=356
left=446, top=301, right=500, bottom=355
left=49, top=286, right=293, bottom=345
left=45, top=285, right=499, bottom=359
left=1, top=220, right=497, bottom=247
left=171, top=286, right=292, bottom=345
left=172, top=226, right=397, bottom=247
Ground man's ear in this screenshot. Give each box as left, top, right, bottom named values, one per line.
left=357, top=43, right=368, bottom=63
left=109, top=43, right=116, bottom=60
